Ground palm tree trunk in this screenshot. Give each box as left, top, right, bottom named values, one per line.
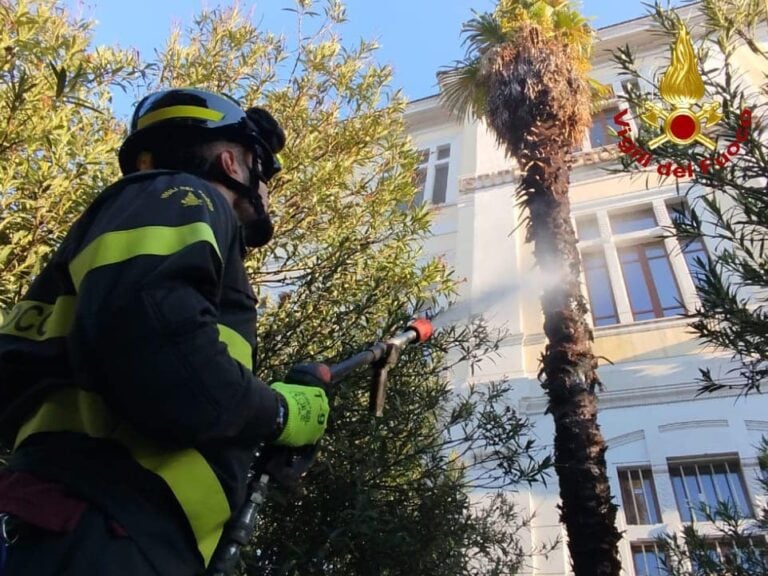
left=519, top=133, right=623, bottom=576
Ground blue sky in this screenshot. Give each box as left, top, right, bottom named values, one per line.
left=68, top=1, right=666, bottom=107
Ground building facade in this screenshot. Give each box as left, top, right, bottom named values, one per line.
left=404, top=7, right=768, bottom=575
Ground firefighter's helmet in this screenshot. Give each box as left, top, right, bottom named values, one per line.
left=118, top=87, right=284, bottom=179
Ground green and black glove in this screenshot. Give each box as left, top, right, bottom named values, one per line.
left=270, top=381, right=329, bottom=448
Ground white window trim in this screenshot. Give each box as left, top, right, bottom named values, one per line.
left=574, top=192, right=702, bottom=328
left=629, top=540, right=667, bottom=576
left=415, top=137, right=459, bottom=207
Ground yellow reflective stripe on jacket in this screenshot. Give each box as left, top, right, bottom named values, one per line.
left=217, top=324, right=252, bottom=371
left=0, top=302, right=250, bottom=374
left=137, top=105, right=225, bottom=130
left=0, top=296, right=76, bottom=341
left=15, top=388, right=230, bottom=566
left=69, top=222, right=222, bottom=290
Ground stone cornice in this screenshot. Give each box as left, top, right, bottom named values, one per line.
left=658, top=420, right=729, bottom=433
left=459, top=146, right=624, bottom=193
left=571, top=145, right=624, bottom=168
left=746, top=420, right=768, bottom=432
left=459, top=168, right=517, bottom=193
left=606, top=430, right=646, bottom=448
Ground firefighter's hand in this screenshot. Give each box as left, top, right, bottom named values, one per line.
left=270, top=382, right=329, bottom=448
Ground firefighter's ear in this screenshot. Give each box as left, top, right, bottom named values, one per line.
left=136, top=151, right=154, bottom=172
left=218, top=148, right=237, bottom=177
left=218, top=147, right=250, bottom=182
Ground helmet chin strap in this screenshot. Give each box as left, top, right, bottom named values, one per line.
left=205, top=160, right=275, bottom=248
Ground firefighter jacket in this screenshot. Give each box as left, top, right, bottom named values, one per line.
left=0, top=170, right=283, bottom=572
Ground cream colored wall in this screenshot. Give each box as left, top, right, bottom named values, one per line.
left=522, top=323, right=701, bottom=375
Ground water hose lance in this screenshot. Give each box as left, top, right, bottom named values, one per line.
left=206, top=318, right=434, bottom=576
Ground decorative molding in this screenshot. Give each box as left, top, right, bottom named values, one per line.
left=522, top=333, right=546, bottom=346
left=502, top=333, right=525, bottom=346
left=459, top=146, right=624, bottom=194
left=741, top=457, right=760, bottom=469
left=518, top=317, right=690, bottom=346
left=746, top=420, right=768, bottom=432
left=571, top=185, right=682, bottom=215
left=519, top=379, right=740, bottom=415
left=459, top=168, right=518, bottom=193
left=570, top=145, right=623, bottom=168
left=595, top=316, right=691, bottom=339
left=606, top=430, right=645, bottom=448
left=658, top=420, right=729, bottom=433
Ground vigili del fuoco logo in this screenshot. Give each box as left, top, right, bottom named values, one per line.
left=613, top=22, right=752, bottom=177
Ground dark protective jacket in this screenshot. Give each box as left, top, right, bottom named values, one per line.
left=0, top=170, right=282, bottom=573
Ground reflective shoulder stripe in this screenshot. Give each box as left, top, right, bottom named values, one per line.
left=0, top=296, right=76, bottom=341
left=69, top=222, right=222, bottom=290
left=217, top=324, right=253, bottom=371
left=15, top=388, right=230, bottom=567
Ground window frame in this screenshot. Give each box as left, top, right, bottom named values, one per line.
left=618, top=467, right=662, bottom=525
left=689, top=536, right=768, bottom=573
left=573, top=194, right=705, bottom=329
left=576, top=79, right=644, bottom=152
left=631, top=541, right=667, bottom=576
left=668, top=456, right=754, bottom=523
left=617, top=240, right=685, bottom=321
left=582, top=249, right=620, bottom=326
left=413, top=140, right=456, bottom=207
left=588, top=104, right=623, bottom=150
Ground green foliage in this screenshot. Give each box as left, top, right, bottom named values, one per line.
left=612, top=0, right=768, bottom=395
left=152, top=5, right=550, bottom=573
left=1, top=1, right=551, bottom=574
left=439, top=0, right=594, bottom=121
left=0, top=0, right=147, bottom=313
left=494, top=0, right=592, bottom=61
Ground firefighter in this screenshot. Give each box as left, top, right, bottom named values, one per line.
left=0, top=88, right=330, bottom=575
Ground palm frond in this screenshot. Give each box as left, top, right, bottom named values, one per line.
left=528, top=1, right=555, bottom=26
left=460, top=12, right=510, bottom=59
left=439, top=59, right=488, bottom=121
left=588, top=78, right=615, bottom=112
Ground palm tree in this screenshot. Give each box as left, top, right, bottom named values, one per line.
left=440, top=1, right=622, bottom=574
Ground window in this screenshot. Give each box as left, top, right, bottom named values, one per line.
left=583, top=251, right=619, bottom=326
left=433, top=164, right=449, bottom=204
left=576, top=200, right=704, bottom=327
left=576, top=214, right=600, bottom=241
left=619, top=468, right=661, bottom=525
left=632, top=543, right=667, bottom=576
left=610, top=208, right=657, bottom=234
left=680, top=237, right=707, bottom=291
left=619, top=242, right=684, bottom=320
left=413, top=165, right=427, bottom=205
left=413, top=148, right=429, bottom=205
left=414, top=143, right=452, bottom=206
left=689, top=538, right=768, bottom=573
left=669, top=458, right=753, bottom=522
left=667, top=199, right=709, bottom=292
left=589, top=106, right=621, bottom=149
